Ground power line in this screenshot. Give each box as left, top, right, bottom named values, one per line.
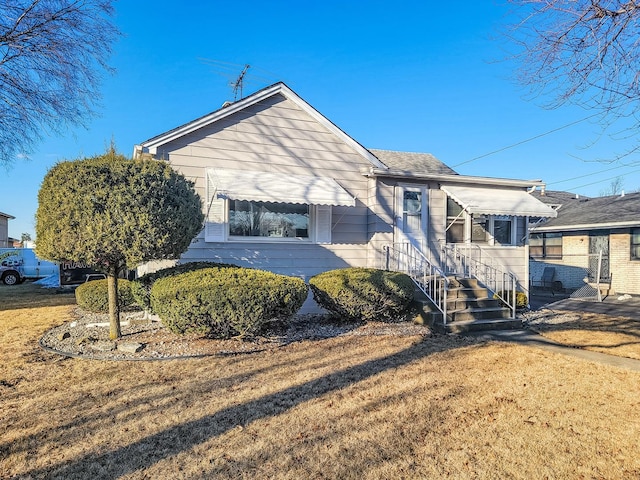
left=547, top=162, right=633, bottom=185
left=452, top=112, right=601, bottom=168
left=565, top=167, right=640, bottom=191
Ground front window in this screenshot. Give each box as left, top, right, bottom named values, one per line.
left=446, top=198, right=465, bottom=243
left=228, top=200, right=309, bottom=238
left=493, top=218, right=513, bottom=245
left=632, top=228, right=640, bottom=260
left=471, top=215, right=488, bottom=243
left=530, top=232, right=562, bottom=259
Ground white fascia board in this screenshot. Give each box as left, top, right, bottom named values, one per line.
left=531, top=221, right=640, bottom=232
left=368, top=168, right=546, bottom=188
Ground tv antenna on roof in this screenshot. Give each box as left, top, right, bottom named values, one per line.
left=231, top=64, right=250, bottom=101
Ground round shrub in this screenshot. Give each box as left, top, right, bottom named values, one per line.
left=150, top=267, right=308, bottom=338
left=75, top=278, right=139, bottom=313
left=131, top=261, right=237, bottom=312
left=309, top=268, right=415, bottom=322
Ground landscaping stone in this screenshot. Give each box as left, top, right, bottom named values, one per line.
left=90, top=341, right=116, bottom=352
left=117, top=342, right=144, bottom=354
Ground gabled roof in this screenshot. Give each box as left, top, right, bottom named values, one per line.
left=0, top=211, right=15, bottom=219
left=135, top=82, right=387, bottom=169
left=369, top=149, right=457, bottom=176
left=531, top=191, right=640, bottom=232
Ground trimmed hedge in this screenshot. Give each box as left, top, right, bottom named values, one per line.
left=75, top=278, right=139, bottom=313
left=131, top=261, right=237, bottom=312
left=309, top=268, right=415, bottom=322
left=150, top=267, right=308, bottom=338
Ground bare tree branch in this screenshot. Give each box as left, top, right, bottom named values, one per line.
left=0, top=0, right=119, bottom=166
left=506, top=1, right=640, bottom=161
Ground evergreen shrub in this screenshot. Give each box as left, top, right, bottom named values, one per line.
left=309, top=267, right=415, bottom=322
left=150, top=267, right=308, bottom=338
left=131, top=261, right=237, bottom=312
left=75, top=279, right=139, bottom=313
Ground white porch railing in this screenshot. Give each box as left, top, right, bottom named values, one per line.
left=384, top=242, right=450, bottom=325
left=441, top=243, right=517, bottom=318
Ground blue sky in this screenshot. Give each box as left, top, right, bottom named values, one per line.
left=2, top=1, right=640, bottom=239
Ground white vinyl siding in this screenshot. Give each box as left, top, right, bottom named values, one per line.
left=161, top=93, right=371, bottom=278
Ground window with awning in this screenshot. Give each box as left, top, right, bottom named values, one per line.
left=204, top=168, right=354, bottom=243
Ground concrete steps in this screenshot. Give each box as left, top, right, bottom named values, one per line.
left=413, top=276, right=521, bottom=334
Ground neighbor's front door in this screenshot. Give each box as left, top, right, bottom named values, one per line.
left=589, top=232, right=610, bottom=281
left=396, top=186, right=428, bottom=252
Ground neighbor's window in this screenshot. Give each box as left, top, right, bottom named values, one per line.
left=632, top=228, right=640, bottom=260
left=228, top=200, right=309, bottom=238
left=530, top=232, right=562, bottom=259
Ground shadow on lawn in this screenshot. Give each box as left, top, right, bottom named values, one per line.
left=14, top=337, right=460, bottom=479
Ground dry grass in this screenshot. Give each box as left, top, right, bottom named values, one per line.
left=2, top=284, right=640, bottom=479
left=531, top=309, right=640, bottom=360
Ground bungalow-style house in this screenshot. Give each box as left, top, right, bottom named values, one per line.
left=530, top=190, right=640, bottom=297
left=0, top=212, right=15, bottom=248
left=134, top=82, right=556, bottom=329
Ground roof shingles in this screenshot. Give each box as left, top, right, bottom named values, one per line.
left=534, top=191, right=640, bottom=229
left=369, top=149, right=458, bottom=176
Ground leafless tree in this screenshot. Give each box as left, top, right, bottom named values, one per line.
left=599, top=175, right=624, bottom=195
left=506, top=1, right=640, bottom=158
left=0, top=0, right=119, bottom=166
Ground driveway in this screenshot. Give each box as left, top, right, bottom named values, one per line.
left=533, top=293, right=640, bottom=321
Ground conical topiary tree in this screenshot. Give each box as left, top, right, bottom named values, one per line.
left=36, top=146, right=204, bottom=339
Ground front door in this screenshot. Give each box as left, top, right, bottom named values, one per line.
left=396, top=186, right=428, bottom=252
left=589, top=232, right=610, bottom=281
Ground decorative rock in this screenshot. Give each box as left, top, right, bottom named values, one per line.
left=117, top=342, right=145, bottom=354
left=90, top=341, right=116, bottom=352
left=56, top=331, right=71, bottom=341
left=76, top=336, right=95, bottom=346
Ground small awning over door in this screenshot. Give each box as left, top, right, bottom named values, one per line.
left=441, top=185, right=557, bottom=218
left=207, top=168, right=356, bottom=206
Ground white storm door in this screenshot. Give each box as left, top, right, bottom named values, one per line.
left=396, top=186, right=428, bottom=252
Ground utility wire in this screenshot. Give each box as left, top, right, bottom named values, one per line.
left=547, top=162, right=633, bottom=185
left=452, top=112, right=601, bottom=168
left=565, top=167, right=640, bottom=191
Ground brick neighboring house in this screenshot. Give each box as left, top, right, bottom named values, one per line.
left=530, top=190, right=640, bottom=296
left=0, top=212, right=15, bottom=248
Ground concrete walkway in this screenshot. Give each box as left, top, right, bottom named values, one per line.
left=466, top=329, right=640, bottom=372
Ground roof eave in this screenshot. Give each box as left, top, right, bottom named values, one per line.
left=531, top=220, right=640, bottom=232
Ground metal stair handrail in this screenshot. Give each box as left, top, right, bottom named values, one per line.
left=441, top=243, right=517, bottom=318
left=384, top=242, right=450, bottom=325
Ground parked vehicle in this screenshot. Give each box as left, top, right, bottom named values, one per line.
left=0, top=265, right=25, bottom=285
left=0, top=248, right=59, bottom=283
